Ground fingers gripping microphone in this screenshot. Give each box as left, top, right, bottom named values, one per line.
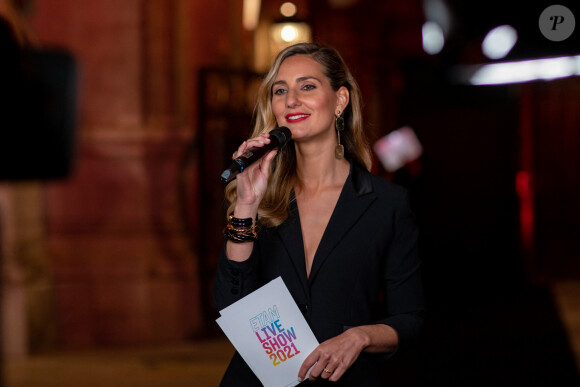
left=220, top=127, right=292, bottom=183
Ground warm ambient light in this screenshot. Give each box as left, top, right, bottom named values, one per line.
left=482, top=25, right=518, bottom=60
left=422, top=21, right=445, bottom=55
left=280, top=2, right=297, bottom=18
left=243, top=0, right=261, bottom=30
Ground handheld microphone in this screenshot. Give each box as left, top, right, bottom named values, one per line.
left=220, top=127, right=292, bottom=183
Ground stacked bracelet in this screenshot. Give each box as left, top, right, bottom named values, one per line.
left=223, top=213, right=258, bottom=243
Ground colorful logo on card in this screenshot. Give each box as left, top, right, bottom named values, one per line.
left=250, top=305, right=301, bottom=366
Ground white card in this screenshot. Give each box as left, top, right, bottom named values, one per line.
left=217, top=277, right=319, bottom=387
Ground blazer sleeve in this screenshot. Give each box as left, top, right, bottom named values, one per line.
left=376, top=192, right=425, bottom=353
left=213, top=241, right=261, bottom=311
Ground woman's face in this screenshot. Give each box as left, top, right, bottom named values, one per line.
left=271, top=54, right=347, bottom=144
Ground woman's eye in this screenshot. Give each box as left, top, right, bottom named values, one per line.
left=302, top=84, right=316, bottom=91
left=273, top=88, right=286, bottom=95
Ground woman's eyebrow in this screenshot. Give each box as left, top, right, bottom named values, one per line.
left=296, top=76, right=321, bottom=83
left=272, top=76, right=322, bottom=87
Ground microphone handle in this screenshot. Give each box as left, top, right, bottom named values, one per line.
left=220, top=127, right=291, bottom=183
left=220, top=142, right=278, bottom=183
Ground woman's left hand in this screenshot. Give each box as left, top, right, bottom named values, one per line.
left=297, top=328, right=368, bottom=383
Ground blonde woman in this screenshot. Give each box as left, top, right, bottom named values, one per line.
left=214, top=43, right=424, bottom=386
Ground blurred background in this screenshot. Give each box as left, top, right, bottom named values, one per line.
left=1, top=0, right=579, bottom=385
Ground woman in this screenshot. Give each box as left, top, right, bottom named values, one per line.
left=214, top=42, right=424, bottom=386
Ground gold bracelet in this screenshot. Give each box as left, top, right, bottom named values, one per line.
left=223, top=213, right=258, bottom=242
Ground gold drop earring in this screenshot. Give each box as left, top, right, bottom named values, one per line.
left=335, top=110, right=345, bottom=159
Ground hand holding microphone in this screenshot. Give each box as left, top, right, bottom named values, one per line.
left=221, top=127, right=292, bottom=220
left=220, top=127, right=292, bottom=183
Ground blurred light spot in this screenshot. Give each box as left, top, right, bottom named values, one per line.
left=243, top=0, right=261, bottom=30
left=373, top=126, right=423, bottom=172
left=422, top=21, right=445, bottom=55
left=270, top=22, right=311, bottom=45
left=281, top=25, right=298, bottom=42
left=470, top=55, right=580, bottom=85
left=423, top=0, right=452, bottom=36
left=280, top=2, right=297, bottom=18
left=482, top=25, right=518, bottom=60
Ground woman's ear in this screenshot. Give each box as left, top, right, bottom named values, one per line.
left=336, top=86, right=350, bottom=113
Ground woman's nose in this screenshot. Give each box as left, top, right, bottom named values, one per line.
left=286, top=89, right=299, bottom=108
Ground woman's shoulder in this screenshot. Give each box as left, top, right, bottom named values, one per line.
left=351, top=161, right=408, bottom=203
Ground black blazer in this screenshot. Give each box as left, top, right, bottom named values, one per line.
left=214, top=161, right=425, bottom=386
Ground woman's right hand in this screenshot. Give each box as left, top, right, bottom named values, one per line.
left=232, top=132, right=278, bottom=218
left=226, top=133, right=277, bottom=262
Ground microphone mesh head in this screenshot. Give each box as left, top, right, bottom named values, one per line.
left=269, top=127, right=291, bottom=146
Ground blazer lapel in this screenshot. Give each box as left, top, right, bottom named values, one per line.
left=276, top=200, right=310, bottom=296
left=308, top=162, right=376, bottom=284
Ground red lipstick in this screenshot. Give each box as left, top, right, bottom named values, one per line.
left=285, top=113, right=310, bottom=123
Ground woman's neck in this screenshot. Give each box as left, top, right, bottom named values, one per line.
left=294, top=144, right=350, bottom=193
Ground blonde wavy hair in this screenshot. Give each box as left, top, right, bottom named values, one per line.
left=225, top=43, right=372, bottom=228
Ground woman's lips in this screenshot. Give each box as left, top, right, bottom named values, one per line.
left=285, top=113, right=310, bottom=123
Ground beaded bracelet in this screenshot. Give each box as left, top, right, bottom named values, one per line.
left=223, top=213, right=258, bottom=243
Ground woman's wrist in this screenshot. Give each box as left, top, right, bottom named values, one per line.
left=348, top=324, right=398, bottom=354
left=233, top=204, right=259, bottom=219
left=344, top=326, right=371, bottom=353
